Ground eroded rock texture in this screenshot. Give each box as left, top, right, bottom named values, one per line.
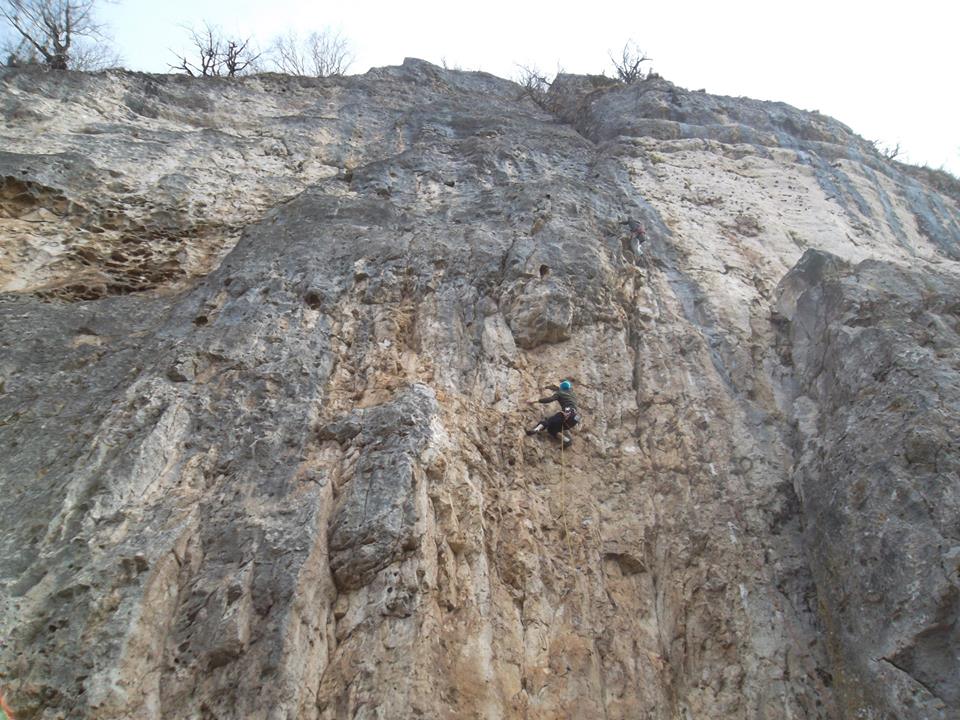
left=0, top=61, right=958, bottom=719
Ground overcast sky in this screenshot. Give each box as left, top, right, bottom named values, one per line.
left=74, top=1, right=958, bottom=174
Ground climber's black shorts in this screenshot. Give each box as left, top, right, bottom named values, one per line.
left=544, top=411, right=579, bottom=437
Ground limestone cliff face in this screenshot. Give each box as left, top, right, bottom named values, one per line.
left=0, top=60, right=957, bottom=720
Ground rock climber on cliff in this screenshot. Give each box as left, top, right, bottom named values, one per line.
left=526, top=380, right=581, bottom=448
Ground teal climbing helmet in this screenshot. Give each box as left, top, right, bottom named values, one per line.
left=559, top=380, right=572, bottom=391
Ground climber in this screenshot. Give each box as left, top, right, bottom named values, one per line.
left=526, top=380, right=581, bottom=448
left=627, top=218, right=647, bottom=243
left=619, top=218, right=648, bottom=260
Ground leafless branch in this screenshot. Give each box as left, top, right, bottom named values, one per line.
left=882, top=142, right=900, bottom=160
left=67, top=35, right=119, bottom=69
left=515, top=64, right=551, bottom=107
left=270, top=30, right=305, bottom=75
left=0, top=0, right=112, bottom=70
left=610, top=40, right=651, bottom=84
left=514, top=63, right=564, bottom=111
left=170, top=22, right=260, bottom=77
left=268, top=28, right=352, bottom=77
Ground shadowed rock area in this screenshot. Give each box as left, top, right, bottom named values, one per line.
left=0, top=60, right=958, bottom=719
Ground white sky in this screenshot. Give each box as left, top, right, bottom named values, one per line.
left=43, top=1, right=960, bottom=174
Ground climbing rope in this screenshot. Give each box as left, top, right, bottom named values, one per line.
left=559, top=426, right=574, bottom=562
left=1, top=689, right=16, bottom=720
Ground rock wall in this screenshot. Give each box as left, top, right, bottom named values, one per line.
left=0, top=60, right=957, bottom=719
left=775, top=251, right=959, bottom=717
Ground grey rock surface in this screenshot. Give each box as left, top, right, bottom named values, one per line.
left=327, top=384, right=438, bottom=590
left=775, top=249, right=960, bottom=718
left=0, top=59, right=957, bottom=719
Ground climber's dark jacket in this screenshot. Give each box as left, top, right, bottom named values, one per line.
left=536, top=389, right=578, bottom=411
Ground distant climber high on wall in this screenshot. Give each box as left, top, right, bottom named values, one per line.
left=526, top=380, right=581, bottom=448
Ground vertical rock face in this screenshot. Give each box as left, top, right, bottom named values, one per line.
left=0, top=61, right=957, bottom=719
left=775, top=251, right=960, bottom=717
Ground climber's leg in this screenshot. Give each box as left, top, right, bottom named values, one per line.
left=544, top=412, right=565, bottom=439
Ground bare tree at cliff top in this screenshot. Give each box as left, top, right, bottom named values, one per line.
left=610, top=40, right=651, bottom=83
left=0, top=0, right=114, bottom=70
left=515, top=63, right=556, bottom=111
left=269, top=29, right=352, bottom=77
left=170, top=22, right=261, bottom=77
